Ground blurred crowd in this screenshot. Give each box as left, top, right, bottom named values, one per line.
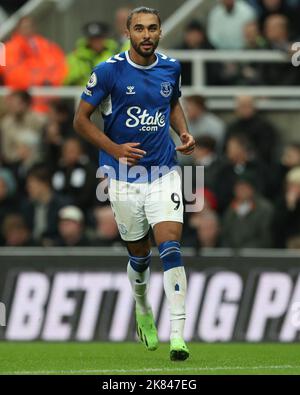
left=0, top=1, right=300, bottom=249
left=0, top=0, right=299, bottom=99
left=1, top=89, right=300, bottom=250
left=178, top=0, right=300, bottom=85
left=0, top=6, right=132, bottom=113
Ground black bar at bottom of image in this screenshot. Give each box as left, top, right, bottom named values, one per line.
left=0, top=375, right=299, bottom=392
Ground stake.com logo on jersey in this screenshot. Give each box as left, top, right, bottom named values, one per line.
left=126, top=106, right=165, bottom=132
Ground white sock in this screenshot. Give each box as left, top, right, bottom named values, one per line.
left=163, top=266, right=187, bottom=340
left=127, top=261, right=151, bottom=314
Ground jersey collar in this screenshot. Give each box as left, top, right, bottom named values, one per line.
left=125, top=50, right=158, bottom=70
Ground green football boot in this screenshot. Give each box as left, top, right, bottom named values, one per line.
left=170, top=338, right=190, bottom=361
left=136, top=308, right=159, bottom=351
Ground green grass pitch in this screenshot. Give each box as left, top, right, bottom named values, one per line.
left=0, top=342, right=300, bottom=375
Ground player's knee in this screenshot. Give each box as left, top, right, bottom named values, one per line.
left=158, top=240, right=183, bottom=271
left=128, top=250, right=152, bottom=273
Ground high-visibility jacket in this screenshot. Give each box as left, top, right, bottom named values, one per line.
left=0, top=33, right=68, bottom=112
left=64, top=37, right=118, bottom=86
left=2, top=33, right=68, bottom=88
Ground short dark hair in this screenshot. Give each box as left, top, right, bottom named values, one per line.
left=2, top=213, right=28, bottom=236
left=126, top=6, right=161, bottom=29
left=185, top=95, right=206, bottom=110
left=195, top=136, right=217, bottom=152
left=50, top=100, right=72, bottom=115
left=10, top=90, right=32, bottom=106
left=286, top=142, right=300, bottom=151
left=228, top=133, right=254, bottom=153
left=185, top=20, right=205, bottom=33
left=63, top=136, right=85, bottom=153
left=27, top=164, right=52, bottom=186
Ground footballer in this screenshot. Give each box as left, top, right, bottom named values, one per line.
left=74, top=6, right=195, bottom=361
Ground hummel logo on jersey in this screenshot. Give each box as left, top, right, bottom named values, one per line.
left=126, top=86, right=136, bottom=95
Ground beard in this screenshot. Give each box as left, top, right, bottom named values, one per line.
left=130, top=37, right=159, bottom=58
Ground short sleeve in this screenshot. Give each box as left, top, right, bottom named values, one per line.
left=172, top=61, right=182, bottom=101
left=81, top=62, right=113, bottom=107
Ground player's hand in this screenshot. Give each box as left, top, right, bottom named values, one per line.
left=176, top=132, right=195, bottom=155
left=114, top=142, right=146, bottom=166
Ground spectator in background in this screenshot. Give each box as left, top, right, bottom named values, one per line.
left=176, top=20, right=219, bottom=86
left=42, top=100, right=74, bottom=168
left=178, top=20, right=213, bottom=50
left=244, top=20, right=267, bottom=49
left=52, top=137, right=96, bottom=210
left=256, top=0, right=288, bottom=24
left=0, top=16, right=67, bottom=112
left=182, top=186, right=219, bottom=248
left=114, top=6, right=131, bottom=52
left=264, top=14, right=291, bottom=51
left=22, top=165, right=69, bottom=246
left=92, top=205, right=122, bottom=246
left=281, top=142, right=300, bottom=168
left=266, top=141, right=300, bottom=199
left=184, top=95, right=225, bottom=151
left=222, top=172, right=273, bottom=248
left=215, top=133, right=271, bottom=213
left=0, top=90, right=45, bottom=164
left=208, top=0, right=256, bottom=49
left=64, top=22, right=118, bottom=86
left=191, top=136, right=222, bottom=191
left=207, top=0, right=257, bottom=85
left=239, top=21, right=267, bottom=84
left=262, top=14, right=300, bottom=85
left=9, top=131, right=41, bottom=197
left=253, top=0, right=300, bottom=39
left=1, top=213, right=36, bottom=247
left=185, top=209, right=221, bottom=248
left=273, top=167, right=300, bottom=248
left=0, top=168, right=18, bottom=244
left=193, top=187, right=219, bottom=213
left=278, top=142, right=300, bottom=187
left=51, top=137, right=97, bottom=211
left=55, top=206, right=90, bottom=247
left=225, top=95, right=278, bottom=163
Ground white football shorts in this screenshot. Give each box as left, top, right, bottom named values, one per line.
left=108, top=170, right=184, bottom=241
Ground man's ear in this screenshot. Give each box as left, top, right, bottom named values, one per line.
left=125, top=28, right=130, bottom=39
left=159, top=28, right=162, bottom=39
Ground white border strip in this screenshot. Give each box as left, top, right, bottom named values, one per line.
left=1, top=247, right=300, bottom=258
left=0, top=246, right=197, bottom=257
left=2, top=365, right=300, bottom=375
left=163, top=49, right=288, bottom=62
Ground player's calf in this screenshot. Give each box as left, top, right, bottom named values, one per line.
left=127, top=250, right=159, bottom=351
left=127, top=250, right=152, bottom=314
left=158, top=240, right=189, bottom=359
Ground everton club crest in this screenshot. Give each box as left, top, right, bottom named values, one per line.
left=160, top=82, right=173, bottom=98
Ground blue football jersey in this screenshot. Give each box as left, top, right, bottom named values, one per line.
left=81, top=50, right=182, bottom=182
